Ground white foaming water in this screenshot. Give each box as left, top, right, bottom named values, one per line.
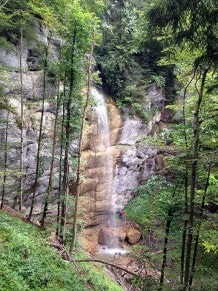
left=91, top=88, right=118, bottom=247
left=98, top=246, right=129, bottom=256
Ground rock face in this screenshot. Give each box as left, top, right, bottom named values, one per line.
left=0, top=19, right=168, bottom=230
left=112, top=85, right=167, bottom=211
left=98, top=224, right=142, bottom=246
left=0, top=21, right=60, bottom=217
left=79, top=90, right=122, bottom=226
left=80, top=221, right=142, bottom=255
left=79, top=85, right=167, bottom=228
left=112, top=113, right=166, bottom=210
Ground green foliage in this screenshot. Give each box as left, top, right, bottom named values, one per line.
left=95, top=0, right=175, bottom=117
left=200, top=219, right=218, bottom=253
left=0, top=211, right=86, bottom=291
left=126, top=176, right=183, bottom=232
left=0, top=211, right=123, bottom=291
left=126, top=175, right=218, bottom=290
left=147, top=0, right=218, bottom=67
left=80, top=261, right=123, bottom=291
left=150, top=74, right=165, bottom=88
left=0, top=98, right=16, bottom=114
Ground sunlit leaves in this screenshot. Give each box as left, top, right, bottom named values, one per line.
left=200, top=220, right=218, bottom=253
left=126, top=176, right=183, bottom=232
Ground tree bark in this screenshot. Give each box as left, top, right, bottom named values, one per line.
left=189, top=163, right=211, bottom=286
left=159, top=209, right=173, bottom=290
left=60, top=28, right=77, bottom=242
left=183, top=67, right=209, bottom=289
left=69, top=32, right=95, bottom=254
left=40, top=79, right=61, bottom=227
left=1, top=111, right=9, bottom=209
left=28, top=47, right=48, bottom=220
left=180, top=70, right=196, bottom=285
left=56, top=74, right=66, bottom=237
left=19, top=28, right=24, bottom=212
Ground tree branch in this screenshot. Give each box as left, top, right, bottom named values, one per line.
left=200, top=113, right=218, bottom=124
left=0, top=0, right=10, bottom=10
left=75, top=258, right=139, bottom=277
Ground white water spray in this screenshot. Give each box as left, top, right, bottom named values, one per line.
left=91, top=88, right=118, bottom=247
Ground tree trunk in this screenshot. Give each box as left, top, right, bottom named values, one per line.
left=180, top=70, right=196, bottom=286
left=1, top=111, right=9, bottom=209
left=189, top=163, right=211, bottom=286
left=69, top=32, right=95, bottom=254
left=19, top=28, right=24, bottom=212
left=60, top=29, right=77, bottom=242
left=183, top=68, right=209, bottom=289
left=28, top=47, right=48, bottom=220
left=159, top=209, right=173, bottom=290
left=40, top=80, right=61, bottom=227
left=56, top=74, right=66, bottom=237
left=76, top=258, right=139, bottom=277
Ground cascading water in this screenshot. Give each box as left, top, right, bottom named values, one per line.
left=91, top=87, right=119, bottom=249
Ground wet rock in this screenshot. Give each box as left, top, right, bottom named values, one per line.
left=98, top=227, right=111, bottom=245
left=126, top=227, right=142, bottom=245
left=98, top=227, right=119, bottom=247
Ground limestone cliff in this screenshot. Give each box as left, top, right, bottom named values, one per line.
left=0, top=21, right=169, bottom=226
left=0, top=22, right=61, bottom=218
left=79, top=85, right=169, bottom=228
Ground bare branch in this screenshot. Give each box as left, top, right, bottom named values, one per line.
left=76, top=258, right=140, bottom=277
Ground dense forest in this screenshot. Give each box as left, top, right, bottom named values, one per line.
left=0, top=0, right=217, bottom=290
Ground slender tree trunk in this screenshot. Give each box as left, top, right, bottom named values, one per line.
left=180, top=175, right=188, bottom=286
left=60, top=29, right=77, bottom=241
left=189, top=163, right=211, bottom=286
left=69, top=32, right=95, bottom=254
left=180, top=71, right=196, bottom=286
left=28, top=47, right=48, bottom=220
left=19, top=28, right=24, bottom=212
left=1, top=111, right=9, bottom=209
left=159, top=209, right=173, bottom=290
left=159, top=185, right=178, bottom=290
left=183, top=68, right=209, bottom=289
left=56, top=75, right=66, bottom=237
left=40, top=80, right=61, bottom=227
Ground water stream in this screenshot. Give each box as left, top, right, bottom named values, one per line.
left=91, top=88, right=119, bottom=249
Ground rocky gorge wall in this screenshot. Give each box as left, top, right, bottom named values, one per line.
left=79, top=86, right=169, bottom=254
left=79, top=85, right=169, bottom=228
left=0, top=22, right=61, bottom=218
left=0, top=20, right=169, bottom=227
left=112, top=86, right=168, bottom=210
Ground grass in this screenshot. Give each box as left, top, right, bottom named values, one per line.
left=0, top=210, right=122, bottom=291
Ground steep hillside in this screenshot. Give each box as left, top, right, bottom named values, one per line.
left=0, top=210, right=122, bottom=291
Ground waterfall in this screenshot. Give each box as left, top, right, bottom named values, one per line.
left=91, top=88, right=118, bottom=248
